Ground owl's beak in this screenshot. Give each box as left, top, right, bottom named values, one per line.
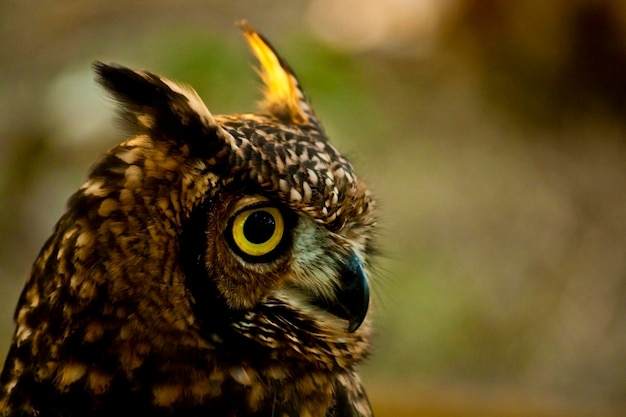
left=340, top=254, right=370, bottom=332
left=314, top=252, right=370, bottom=333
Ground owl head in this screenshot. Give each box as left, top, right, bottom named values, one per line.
left=1, top=21, right=376, bottom=415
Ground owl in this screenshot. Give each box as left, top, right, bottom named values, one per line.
left=0, top=21, right=376, bottom=417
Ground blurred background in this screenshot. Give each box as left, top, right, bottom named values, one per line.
left=1, top=0, right=626, bottom=415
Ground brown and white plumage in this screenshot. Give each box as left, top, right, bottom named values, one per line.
left=0, top=21, right=376, bottom=417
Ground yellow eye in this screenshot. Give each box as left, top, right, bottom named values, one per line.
left=230, top=206, right=285, bottom=258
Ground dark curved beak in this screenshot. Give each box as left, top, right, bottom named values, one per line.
left=314, top=252, right=370, bottom=332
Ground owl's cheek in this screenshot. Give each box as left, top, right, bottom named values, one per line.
left=210, top=244, right=289, bottom=311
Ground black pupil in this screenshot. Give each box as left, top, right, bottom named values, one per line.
left=244, top=210, right=276, bottom=244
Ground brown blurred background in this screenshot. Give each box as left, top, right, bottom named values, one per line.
left=1, top=1, right=626, bottom=416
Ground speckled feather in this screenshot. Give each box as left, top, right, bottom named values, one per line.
left=0, top=22, right=376, bottom=417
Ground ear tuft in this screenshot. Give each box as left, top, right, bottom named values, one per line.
left=237, top=21, right=318, bottom=126
left=93, top=62, right=233, bottom=157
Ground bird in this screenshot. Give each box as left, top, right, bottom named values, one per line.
left=0, top=21, right=376, bottom=417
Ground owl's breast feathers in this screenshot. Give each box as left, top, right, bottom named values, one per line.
left=0, top=22, right=375, bottom=417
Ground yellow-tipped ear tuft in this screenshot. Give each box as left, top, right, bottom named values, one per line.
left=237, top=20, right=314, bottom=125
